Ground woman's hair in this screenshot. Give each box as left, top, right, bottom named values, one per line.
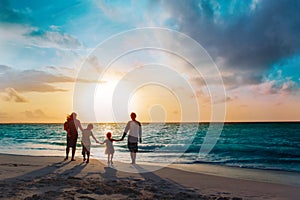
left=106, top=132, right=112, bottom=139
left=67, top=112, right=77, bottom=121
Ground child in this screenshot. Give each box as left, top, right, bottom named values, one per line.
left=81, top=123, right=98, bottom=163
left=100, top=132, right=120, bottom=166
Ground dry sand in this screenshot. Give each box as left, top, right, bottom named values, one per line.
left=0, top=154, right=299, bottom=200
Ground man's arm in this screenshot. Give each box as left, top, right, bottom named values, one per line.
left=139, top=122, right=142, bottom=143
left=121, top=132, right=126, bottom=141
left=121, top=122, right=130, bottom=140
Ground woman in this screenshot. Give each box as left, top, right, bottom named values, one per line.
left=64, top=112, right=83, bottom=161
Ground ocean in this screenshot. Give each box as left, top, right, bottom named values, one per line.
left=0, top=122, right=299, bottom=172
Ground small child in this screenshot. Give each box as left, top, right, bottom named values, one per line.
left=81, top=124, right=98, bottom=163
left=99, top=132, right=120, bottom=166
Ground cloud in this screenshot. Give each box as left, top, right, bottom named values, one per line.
left=0, top=64, right=11, bottom=72
left=95, top=1, right=155, bottom=24
left=0, top=64, right=106, bottom=93
left=0, top=0, right=31, bottom=24
left=2, top=87, right=28, bottom=103
left=251, top=79, right=298, bottom=96
left=22, top=109, right=47, bottom=119
left=97, top=0, right=300, bottom=91
left=25, top=28, right=83, bottom=50
left=159, top=0, right=300, bottom=83
left=0, top=0, right=83, bottom=50
left=0, top=23, right=83, bottom=50
left=0, top=111, right=8, bottom=118
left=0, top=65, right=75, bottom=92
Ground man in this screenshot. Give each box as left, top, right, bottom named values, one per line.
left=121, top=112, right=142, bottom=164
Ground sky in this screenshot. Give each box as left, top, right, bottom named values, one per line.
left=0, top=0, right=300, bottom=123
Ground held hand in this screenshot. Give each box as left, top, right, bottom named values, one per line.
left=120, top=132, right=126, bottom=141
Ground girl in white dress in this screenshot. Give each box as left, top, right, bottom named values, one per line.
left=100, top=132, right=120, bottom=166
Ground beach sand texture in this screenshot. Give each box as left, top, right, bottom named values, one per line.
left=0, top=154, right=299, bottom=200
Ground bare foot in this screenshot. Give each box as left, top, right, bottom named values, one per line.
left=71, top=158, right=76, bottom=161
left=86, top=159, right=89, bottom=164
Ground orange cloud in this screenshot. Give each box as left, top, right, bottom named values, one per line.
left=2, top=88, right=28, bottom=103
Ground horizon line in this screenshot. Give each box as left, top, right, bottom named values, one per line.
left=0, top=120, right=300, bottom=124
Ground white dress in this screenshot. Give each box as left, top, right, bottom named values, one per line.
left=103, top=139, right=114, bottom=154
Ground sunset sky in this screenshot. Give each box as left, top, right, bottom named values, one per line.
left=1, top=0, right=300, bottom=123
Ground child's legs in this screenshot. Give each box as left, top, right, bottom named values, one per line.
left=107, top=154, right=111, bottom=163
left=81, top=142, right=85, bottom=157
left=82, top=149, right=86, bottom=159
left=110, top=153, right=114, bottom=163
left=86, top=150, right=90, bottom=161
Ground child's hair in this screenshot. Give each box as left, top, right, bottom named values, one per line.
left=87, top=123, right=93, bottom=129
left=106, top=132, right=112, bottom=139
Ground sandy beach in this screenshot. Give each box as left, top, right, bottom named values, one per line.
left=0, top=154, right=299, bottom=200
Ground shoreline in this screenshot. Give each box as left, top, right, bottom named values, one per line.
left=134, top=160, right=300, bottom=187
left=0, top=153, right=299, bottom=199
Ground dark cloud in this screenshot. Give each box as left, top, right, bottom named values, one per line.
left=190, top=72, right=262, bottom=89
left=161, top=0, right=300, bottom=83
left=2, top=87, right=28, bottom=103
left=0, top=65, right=74, bottom=92
left=222, top=73, right=262, bottom=89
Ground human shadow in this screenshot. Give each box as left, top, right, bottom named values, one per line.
left=133, top=164, right=168, bottom=181
left=0, top=159, right=88, bottom=199
left=2, top=159, right=71, bottom=182
left=101, top=166, right=117, bottom=180
left=131, top=164, right=203, bottom=199
left=60, top=161, right=87, bottom=177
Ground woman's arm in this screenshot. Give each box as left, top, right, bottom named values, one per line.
left=77, top=120, right=84, bottom=132
left=91, top=132, right=99, bottom=143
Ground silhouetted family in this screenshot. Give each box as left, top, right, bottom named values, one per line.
left=63, top=112, right=142, bottom=166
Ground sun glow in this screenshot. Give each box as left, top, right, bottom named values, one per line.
left=94, top=80, right=119, bottom=122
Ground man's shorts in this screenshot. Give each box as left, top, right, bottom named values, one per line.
left=128, top=142, right=138, bottom=153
